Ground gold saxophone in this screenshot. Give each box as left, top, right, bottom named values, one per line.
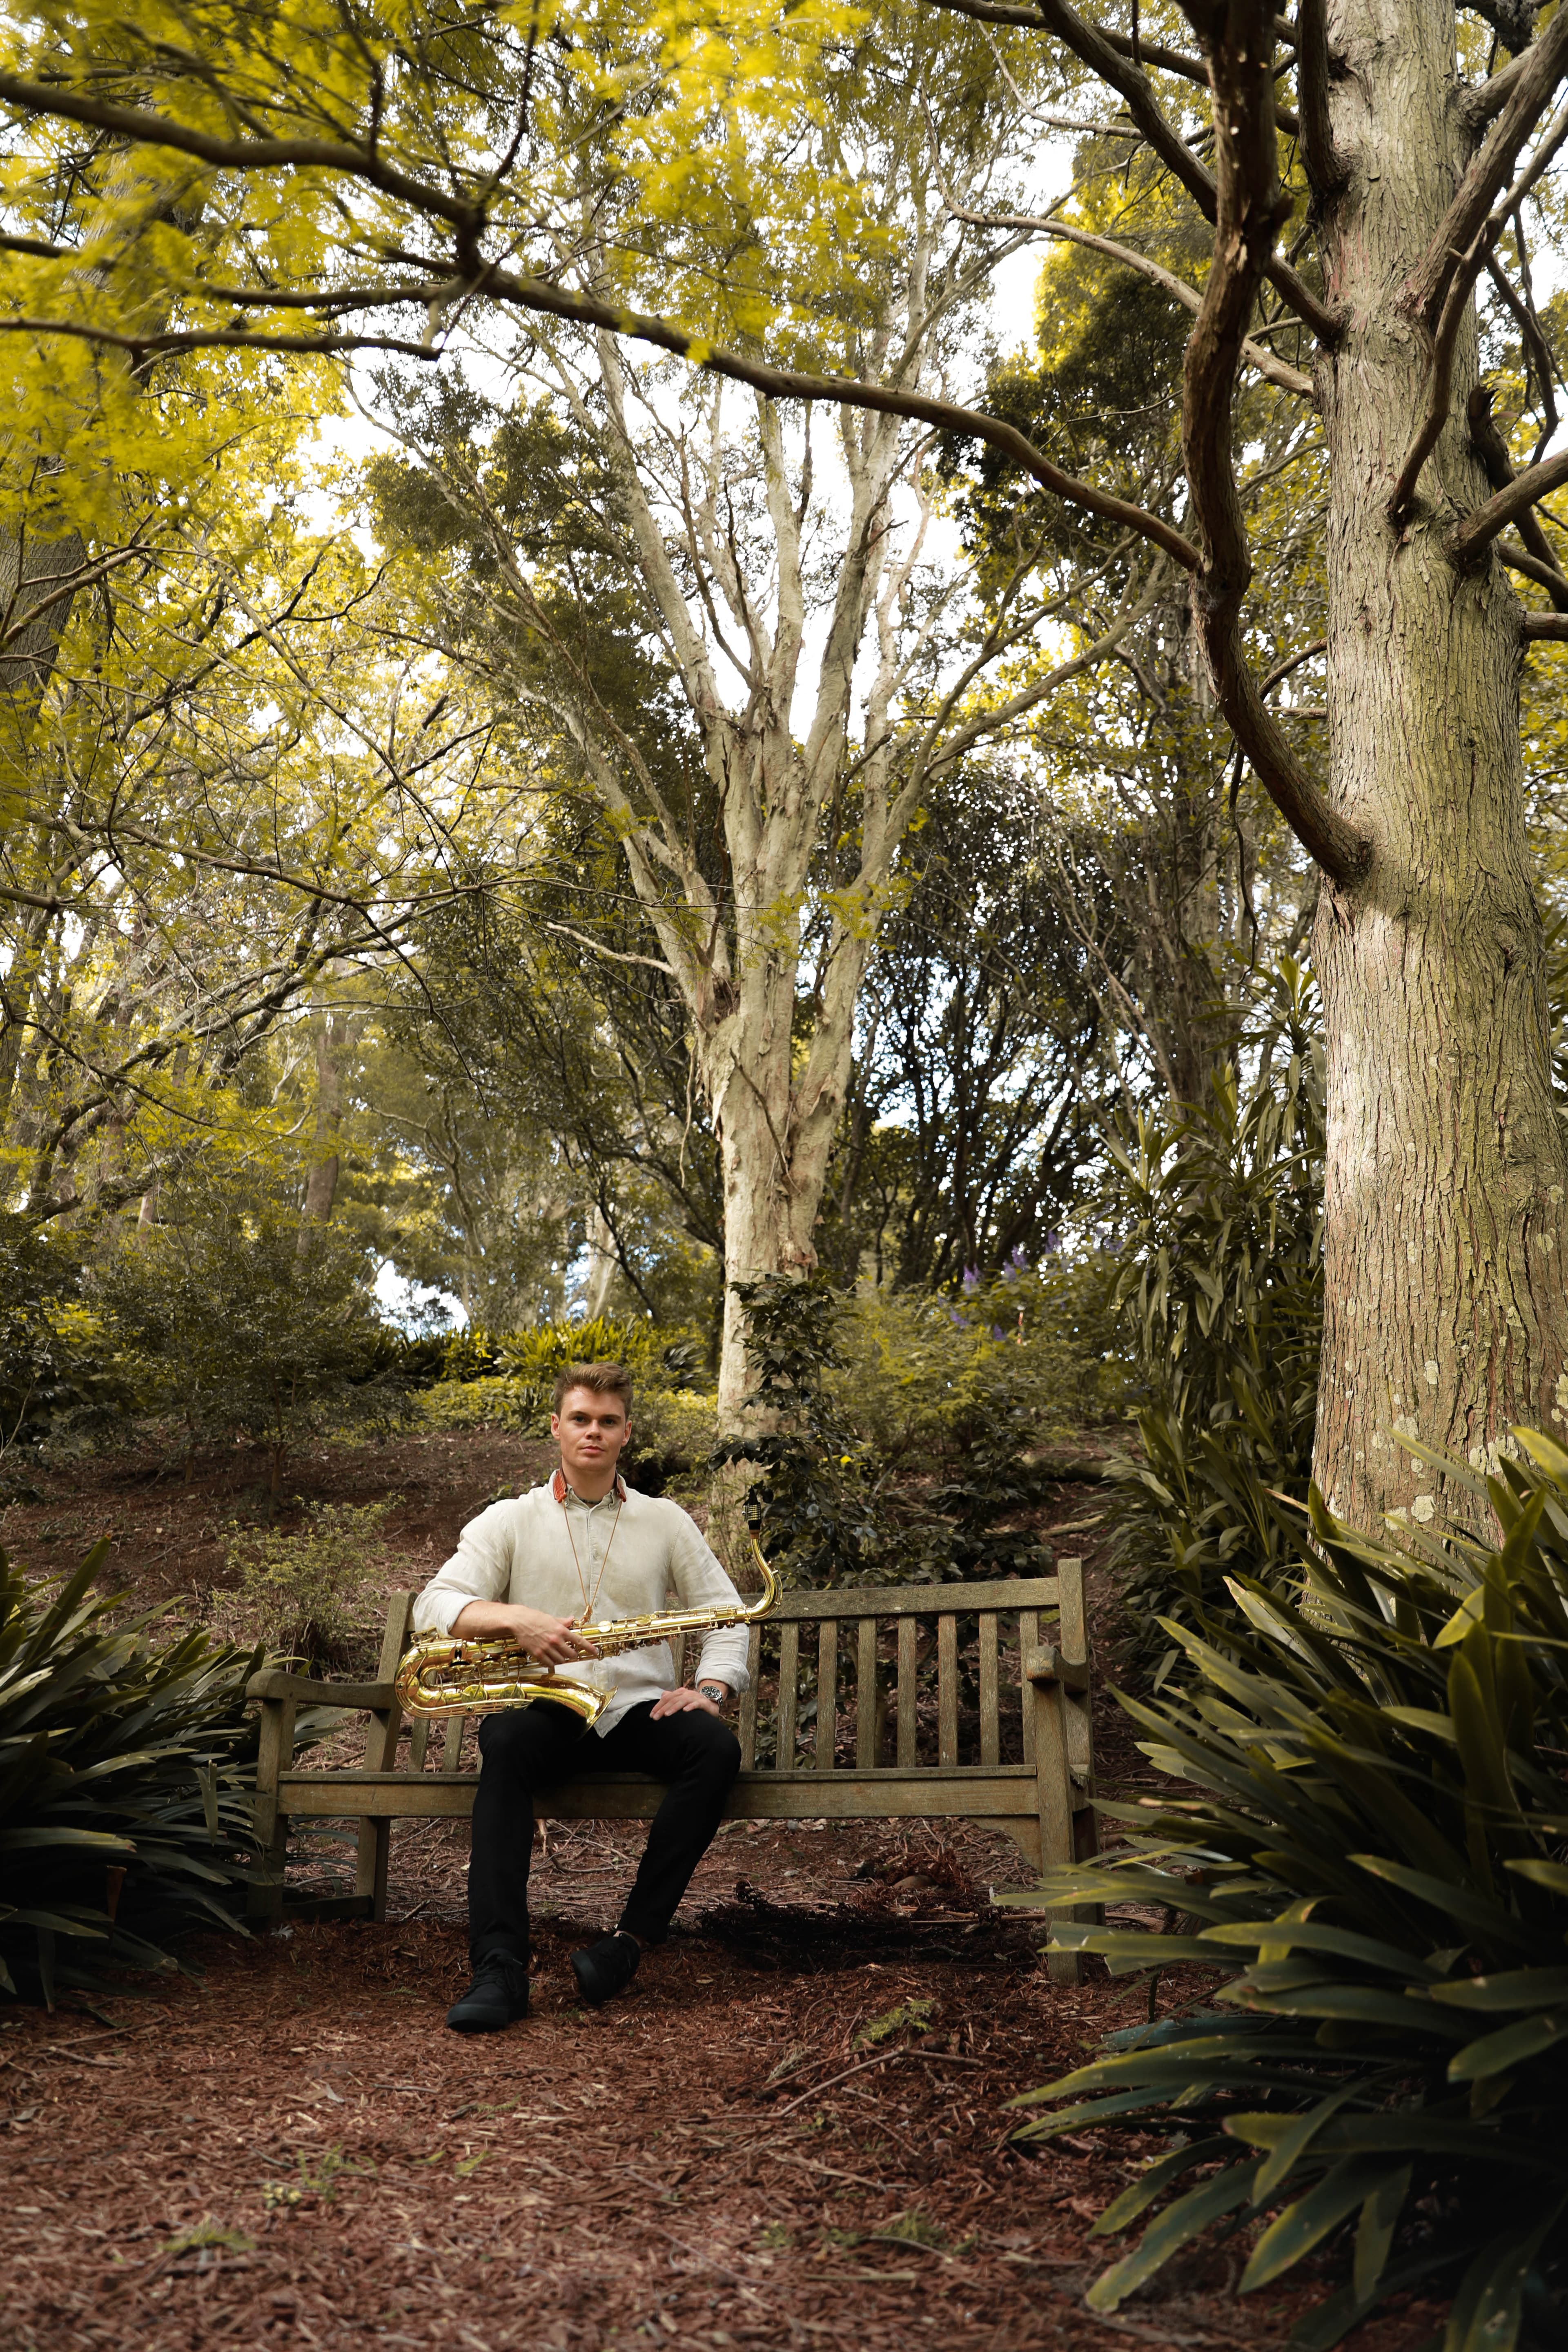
left=393, top=1543, right=778, bottom=1727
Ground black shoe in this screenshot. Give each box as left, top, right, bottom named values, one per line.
left=570, top=1931, right=641, bottom=2007
left=446, top=1952, right=530, bottom=2033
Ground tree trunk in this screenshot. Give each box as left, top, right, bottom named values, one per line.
left=712, top=1039, right=829, bottom=1430
left=298, top=989, right=360, bottom=1238
left=1312, top=0, right=1568, bottom=1527
left=0, top=526, right=85, bottom=847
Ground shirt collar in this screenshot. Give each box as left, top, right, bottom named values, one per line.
left=552, top=1467, right=626, bottom=1506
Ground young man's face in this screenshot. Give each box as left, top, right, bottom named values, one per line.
left=551, top=1387, right=631, bottom=1483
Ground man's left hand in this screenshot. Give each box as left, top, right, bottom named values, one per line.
left=650, top=1684, right=728, bottom=1720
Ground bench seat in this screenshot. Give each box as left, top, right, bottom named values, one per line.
left=248, top=1561, right=1098, bottom=1981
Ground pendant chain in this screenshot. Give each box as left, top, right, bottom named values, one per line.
left=560, top=1488, right=625, bottom=1627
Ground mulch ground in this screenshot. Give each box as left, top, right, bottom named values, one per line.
left=2, top=1817, right=1450, bottom=2352
left=2, top=1432, right=1451, bottom=2349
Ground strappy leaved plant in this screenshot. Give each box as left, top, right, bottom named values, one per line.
left=1008, top=1432, right=1568, bottom=2350
left=1, top=1541, right=266, bottom=2004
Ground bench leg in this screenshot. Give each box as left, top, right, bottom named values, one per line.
left=249, top=1695, right=295, bottom=1924
left=1031, top=1679, right=1083, bottom=1984
left=354, top=1818, right=392, bottom=1921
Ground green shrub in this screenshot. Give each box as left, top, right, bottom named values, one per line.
left=626, top=1388, right=717, bottom=1478
left=93, top=1201, right=399, bottom=1491
left=417, top=1374, right=536, bottom=1432
left=420, top=1317, right=705, bottom=1420
left=1009, top=1432, right=1568, bottom=2350
left=223, top=1498, right=397, bottom=1673
left=719, top=1273, right=1104, bottom=1585
left=1, top=1542, right=265, bottom=2006
left=715, top=1276, right=920, bottom=1586
left=1104, top=958, right=1322, bottom=1669
left=0, top=1220, right=130, bottom=1470
left=826, top=1256, right=1122, bottom=1466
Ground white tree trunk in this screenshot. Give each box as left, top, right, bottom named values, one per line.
left=1313, top=0, right=1568, bottom=1526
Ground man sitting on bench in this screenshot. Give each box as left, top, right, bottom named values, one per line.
left=412, top=1359, right=748, bottom=2033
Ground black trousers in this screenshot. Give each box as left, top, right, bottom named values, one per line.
left=468, top=1698, right=742, bottom=1966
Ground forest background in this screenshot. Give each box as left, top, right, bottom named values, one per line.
left=11, top=0, right=1539, bottom=1499
left=13, top=7, right=1568, bottom=2340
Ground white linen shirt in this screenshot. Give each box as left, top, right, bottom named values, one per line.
left=410, top=1472, right=752, bottom=1736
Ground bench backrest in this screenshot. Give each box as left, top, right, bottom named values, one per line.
left=386, top=1564, right=1087, bottom=1783
left=728, top=1571, right=1076, bottom=1775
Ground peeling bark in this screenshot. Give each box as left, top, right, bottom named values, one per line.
left=1311, top=0, right=1568, bottom=1523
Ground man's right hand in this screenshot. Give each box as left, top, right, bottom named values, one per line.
left=449, top=1600, right=593, bottom=1665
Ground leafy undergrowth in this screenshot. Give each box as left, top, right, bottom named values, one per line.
left=0, top=1819, right=1448, bottom=2352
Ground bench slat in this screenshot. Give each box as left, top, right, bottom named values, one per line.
left=1020, top=1610, right=1038, bottom=1764
left=856, top=1618, right=877, bottom=1770
left=769, top=1575, right=1060, bottom=1621
left=739, top=1626, right=760, bottom=1769
left=276, top=1764, right=1048, bottom=1825
left=440, top=1711, right=467, bottom=1771
left=938, top=1614, right=958, bottom=1765
left=979, top=1613, right=999, bottom=1768
left=777, top=1622, right=799, bottom=1769
left=896, top=1617, right=917, bottom=1767
left=816, top=1622, right=837, bottom=1768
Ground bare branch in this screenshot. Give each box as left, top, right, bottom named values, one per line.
left=1450, top=445, right=1568, bottom=567
left=542, top=920, right=676, bottom=976
left=1296, top=0, right=1348, bottom=196
left=1461, top=47, right=1537, bottom=133
left=1523, top=611, right=1568, bottom=638
left=1488, top=240, right=1559, bottom=464
left=1498, top=536, right=1568, bottom=594
left=1259, top=637, right=1327, bottom=695
left=1408, top=6, right=1568, bottom=323
left=1181, top=0, right=1369, bottom=885
left=946, top=201, right=1314, bottom=395
left=1467, top=383, right=1568, bottom=606
left=1389, top=92, right=1568, bottom=514
left=0, top=68, right=479, bottom=238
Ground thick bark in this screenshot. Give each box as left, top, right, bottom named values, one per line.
left=1312, top=0, right=1568, bottom=1524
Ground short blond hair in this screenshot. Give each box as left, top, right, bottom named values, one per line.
left=552, top=1360, right=633, bottom=1415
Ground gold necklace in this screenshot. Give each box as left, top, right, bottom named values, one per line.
left=559, top=1486, right=625, bottom=1626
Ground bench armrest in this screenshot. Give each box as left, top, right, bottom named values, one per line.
left=246, top=1669, right=397, bottom=1709
left=1023, top=1644, right=1090, bottom=1695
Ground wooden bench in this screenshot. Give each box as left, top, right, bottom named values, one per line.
left=247, top=1561, right=1098, bottom=1981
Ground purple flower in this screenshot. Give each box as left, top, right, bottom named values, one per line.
left=962, top=1265, right=980, bottom=1292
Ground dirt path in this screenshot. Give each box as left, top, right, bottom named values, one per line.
left=1, top=1818, right=1446, bottom=2352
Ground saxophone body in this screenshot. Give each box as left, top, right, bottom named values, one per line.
left=393, top=1545, right=778, bottom=1726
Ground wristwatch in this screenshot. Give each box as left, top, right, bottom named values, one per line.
left=698, top=1680, right=728, bottom=1711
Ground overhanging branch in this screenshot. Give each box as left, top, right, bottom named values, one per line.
left=1181, top=0, right=1369, bottom=887
left=1450, top=445, right=1568, bottom=566
left=945, top=201, right=1314, bottom=396
left=1408, top=5, right=1568, bottom=323
left=1467, top=384, right=1568, bottom=606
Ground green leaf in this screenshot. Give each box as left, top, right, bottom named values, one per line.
left=1446, top=2009, right=1568, bottom=2082
left=1240, top=2158, right=1400, bottom=2293
left=1225, top=2080, right=1363, bottom=2199
left=1350, top=1855, right=1534, bottom=1951
left=1443, top=2201, right=1568, bottom=2352
left=1086, top=2160, right=1261, bottom=2312
left=1091, top=2138, right=1231, bottom=2236
left=0, top=1826, right=138, bottom=1854
left=1427, top=1967, right=1568, bottom=2011
left=1352, top=2164, right=1411, bottom=2307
